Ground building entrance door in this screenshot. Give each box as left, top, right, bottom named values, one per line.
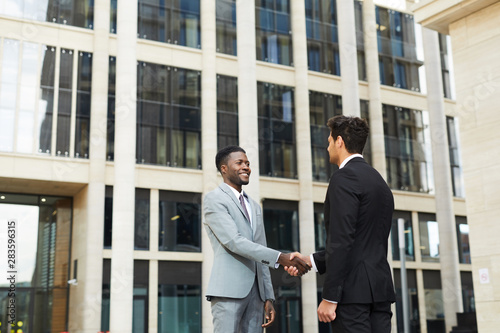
left=0, top=194, right=71, bottom=333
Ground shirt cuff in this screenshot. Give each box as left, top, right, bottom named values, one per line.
left=274, top=252, right=281, bottom=269
left=310, top=254, right=319, bottom=273
left=323, top=299, right=338, bottom=304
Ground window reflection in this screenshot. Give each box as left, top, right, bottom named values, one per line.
left=391, top=211, right=415, bottom=261
left=306, top=0, right=339, bottom=75
left=375, top=7, right=422, bottom=91
left=135, top=188, right=150, bottom=250
left=384, top=105, right=432, bottom=193
left=75, top=52, right=92, bottom=158
left=137, top=0, right=201, bottom=48
left=309, top=91, right=341, bottom=182
left=0, top=39, right=19, bottom=152
left=136, top=62, right=201, bottom=169
left=56, top=48, right=73, bottom=157
left=446, top=117, right=464, bottom=197
left=17, top=42, right=38, bottom=154
left=216, top=0, right=237, bottom=55
left=0, top=194, right=71, bottom=332
left=133, top=260, right=149, bottom=333
left=0, top=0, right=94, bottom=29
left=419, top=213, right=440, bottom=262
left=456, top=216, right=470, bottom=264
left=217, top=75, right=238, bottom=150
left=107, top=56, right=116, bottom=161
left=263, top=199, right=302, bottom=333
left=394, top=269, right=420, bottom=333
left=158, top=261, right=201, bottom=332
left=38, top=45, right=56, bottom=154
left=256, top=0, right=293, bottom=66
left=258, top=82, right=297, bottom=179
left=423, top=270, right=446, bottom=333
left=159, top=191, right=201, bottom=252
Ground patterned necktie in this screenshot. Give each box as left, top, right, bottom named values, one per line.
left=239, top=194, right=251, bottom=223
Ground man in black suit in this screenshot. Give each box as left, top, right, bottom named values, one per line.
left=286, top=115, right=396, bottom=332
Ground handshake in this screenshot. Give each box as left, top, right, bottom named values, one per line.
left=277, top=252, right=312, bottom=276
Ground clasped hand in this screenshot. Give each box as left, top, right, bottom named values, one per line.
left=278, top=252, right=311, bottom=276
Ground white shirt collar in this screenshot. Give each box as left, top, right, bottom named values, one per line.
left=339, top=154, right=363, bottom=169
left=227, top=184, right=244, bottom=200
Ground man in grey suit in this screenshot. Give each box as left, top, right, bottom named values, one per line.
left=204, top=145, right=310, bottom=332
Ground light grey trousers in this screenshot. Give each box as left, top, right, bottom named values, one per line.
left=210, top=279, right=265, bottom=333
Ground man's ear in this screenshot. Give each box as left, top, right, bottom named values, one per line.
left=220, top=164, right=227, bottom=174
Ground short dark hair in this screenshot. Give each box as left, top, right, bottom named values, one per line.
left=327, top=115, right=369, bottom=154
left=215, top=145, right=246, bottom=173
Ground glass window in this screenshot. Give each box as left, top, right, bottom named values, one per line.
left=137, top=0, right=201, bottom=48
left=438, top=33, right=454, bottom=99
left=135, top=188, right=150, bottom=250
left=354, top=0, right=366, bottom=81
left=309, top=91, right=341, bottom=182
left=0, top=39, right=20, bottom=152
left=306, top=0, right=339, bottom=75
left=216, top=0, right=237, bottom=55
left=256, top=0, right=293, bottom=66
left=217, top=75, right=238, bottom=150
left=456, top=216, right=470, bottom=264
left=263, top=200, right=302, bottom=333
left=313, top=203, right=326, bottom=252
left=38, top=45, right=57, bottom=155
left=56, top=48, right=74, bottom=157
left=101, top=259, right=111, bottom=332
left=107, top=56, right=116, bottom=161
left=383, top=104, right=432, bottom=193
left=393, top=269, right=420, bottom=333
left=258, top=82, right=297, bottom=178
left=158, top=261, right=202, bottom=332
left=17, top=42, right=38, bottom=154
left=136, top=62, right=201, bottom=169
left=110, top=0, right=117, bottom=33
left=0, top=0, right=94, bottom=29
left=104, top=186, right=113, bottom=249
left=419, top=213, right=440, bottom=263
left=134, top=260, right=149, bottom=333
left=75, top=51, right=92, bottom=158
left=0, top=194, right=71, bottom=332
left=446, top=117, right=464, bottom=197
left=360, top=100, right=371, bottom=165
left=159, top=191, right=201, bottom=252
left=264, top=200, right=300, bottom=252
left=391, top=211, right=415, bottom=261
left=461, top=271, right=475, bottom=313
left=375, top=6, right=421, bottom=91
left=423, top=270, right=445, bottom=333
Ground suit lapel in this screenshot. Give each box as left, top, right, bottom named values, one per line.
left=219, top=183, right=251, bottom=224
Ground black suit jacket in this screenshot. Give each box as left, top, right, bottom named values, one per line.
left=313, top=157, right=396, bottom=304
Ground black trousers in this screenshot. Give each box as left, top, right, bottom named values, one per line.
left=331, top=302, right=392, bottom=333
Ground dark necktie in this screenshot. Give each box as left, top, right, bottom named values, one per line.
left=239, top=194, right=251, bottom=223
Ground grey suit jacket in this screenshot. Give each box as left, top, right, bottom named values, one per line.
left=204, top=183, right=278, bottom=302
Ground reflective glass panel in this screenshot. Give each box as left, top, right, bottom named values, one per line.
left=158, top=261, right=201, bottom=332
left=423, top=270, right=445, bottom=333
left=390, top=211, right=415, bottom=261
left=135, top=188, right=150, bottom=250
left=38, top=45, right=56, bottom=154
left=56, top=48, right=74, bottom=157
left=258, top=82, right=297, bottom=178
left=159, top=191, right=201, bottom=252
left=0, top=39, right=19, bottom=152
left=419, top=213, right=440, bottom=262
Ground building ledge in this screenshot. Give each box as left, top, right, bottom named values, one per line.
left=413, top=0, right=499, bottom=34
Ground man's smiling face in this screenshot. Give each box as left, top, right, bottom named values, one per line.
left=221, top=151, right=251, bottom=191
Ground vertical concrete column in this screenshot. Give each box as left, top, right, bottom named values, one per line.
left=337, top=0, right=360, bottom=117
left=290, top=0, right=318, bottom=331
left=201, top=1, right=218, bottom=332
left=109, top=0, right=137, bottom=331
left=236, top=0, right=260, bottom=200
left=68, top=0, right=109, bottom=331
left=422, top=27, right=463, bottom=332
left=362, top=0, right=387, bottom=179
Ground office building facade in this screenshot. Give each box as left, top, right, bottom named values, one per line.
left=0, top=0, right=474, bottom=332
